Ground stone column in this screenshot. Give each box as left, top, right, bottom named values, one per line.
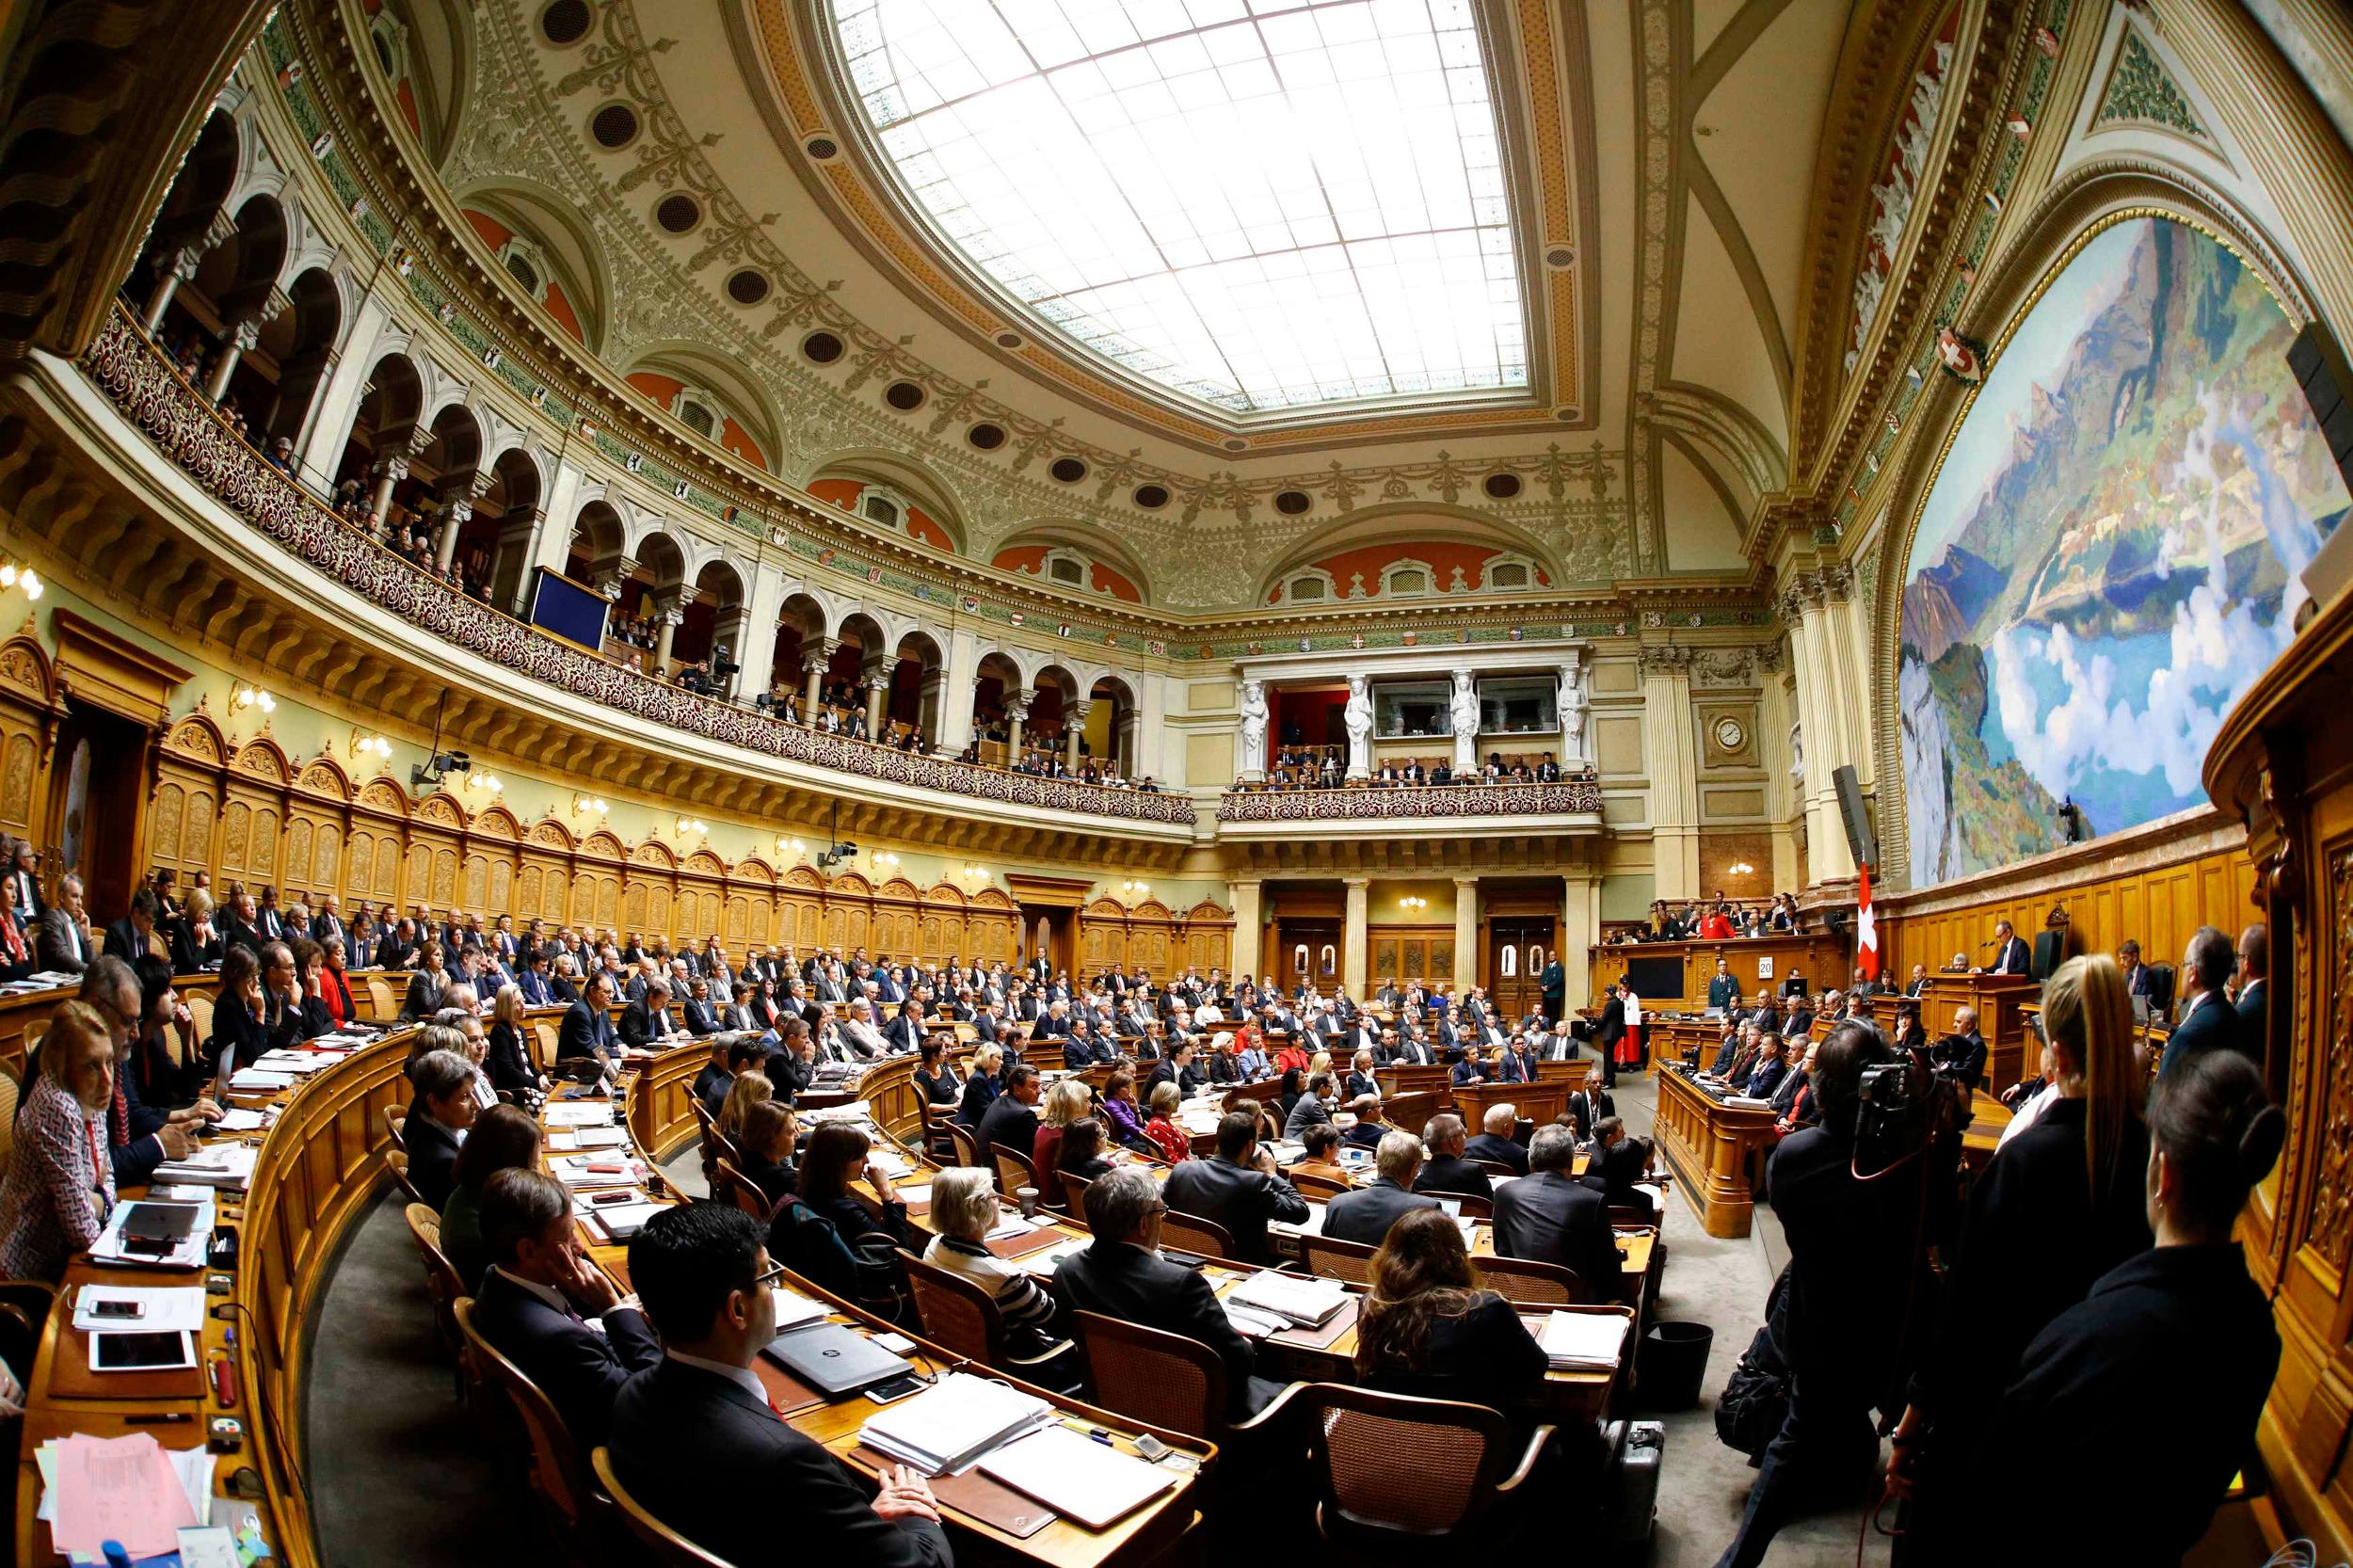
left=144, top=245, right=206, bottom=332
left=1452, top=877, right=1480, bottom=995
left=1228, top=878, right=1264, bottom=981
left=205, top=318, right=262, bottom=403
left=367, top=455, right=408, bottom=528
left=1064, top=700, right=1092, bottom=772
left=1782, top=577, right=1854, bottom=883
left=936, top=630, right=981, bottom=754
left=1004, top=694, right=1029, bottom=760
left=1639, top=645, right=1701, bottom=902
left=1819, top=563, right=1875, bottom=794
left=863, top=671, right=890, bottom=736
left=1237, top=679, right=1268, bottom=784
left=1114, top=706, right=1143, bottom=774
left=653, top=605, right=685, bottom=668
left=801, top=641, right=836, bottom=720
left=918, top=668, right=950, bottom=748
left=1754, top=643, right=1804, bottom=892
left=1560, top=870, right=1599, bottom=1017
left=435, top=473, right=491, bottom=570
left=1341, top=877, right=1369, bottom=998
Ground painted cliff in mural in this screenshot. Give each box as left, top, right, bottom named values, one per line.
left=1901, top=217, right=2349, bottom=885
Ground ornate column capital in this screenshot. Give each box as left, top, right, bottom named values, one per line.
left=1067, top=699, right=1094, bottom=723
left=1755, top=640, right=1785, bottom=675
left=1819, top=561, right=1856, bottom=602
left=228, top=317, right=263, bottom=352
left=862, top=671, right=891, bottom=693
left=1637, top=644, right=1698, bottom=677
left=371, top=455, right=410, bottom=485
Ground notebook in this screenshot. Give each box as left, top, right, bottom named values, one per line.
left=1225, top=1270, right=1349, bottom=1327
left=1538, top=1310, right=1629, bottom=1371
left=856, top=1371, right=1052, bottom=1475
left=978, top=1425, right=1178, bottom=1529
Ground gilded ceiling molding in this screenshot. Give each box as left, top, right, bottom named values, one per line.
left=1622, top=0, right=1681, bottom=576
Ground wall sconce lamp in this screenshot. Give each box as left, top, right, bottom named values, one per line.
left=229, top=686, right=276, bottom=717
left=959, top=863, right=990, bottom=882
left=1727, top=861, right=1755, bottom=877
left=777, top=836, right=807, bottom=861
left=465, top=770, right=504, bottom=794
left=0, top=562, right=40, bottom=600
left=573, top=792, right=609, bottom=820
left=675, top=816, right=708, bottom=840
left=351, top=731, right=392, bottom=766
left=1121, top=879, right=1150, bottom=899
left=1400, top=895, right=1429, bottom=912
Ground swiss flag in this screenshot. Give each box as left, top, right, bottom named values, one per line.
left=1856, top=864, right=1881, bottom=982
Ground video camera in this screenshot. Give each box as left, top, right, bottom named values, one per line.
left=1853, top=1042, right=1967, bottom=1176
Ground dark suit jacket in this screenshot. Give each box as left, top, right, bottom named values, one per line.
left=33, top=909, right=94, bottom=972
left=1464, top=1132, right=1530, bottom=1176
left=486, top=1021, right=537, bottom=1092
left=401, top=969, right=448, bottom=1021
left=610, top=1358, right=950, bottom=1568
left=1990, top=935, right=2032, bottom=976
left=405, top=1108, right=463, bottom=1210
left=678, top=999, right=717, bottom=1036
left=1052, top=1240, right=1260, bottom=1418
left=1413, top=1155, right=1495, bottom=1202
left=1160, top=1154, right=1309, bottom=1265
left=472, top=1268, right=662, bottom=1457
left=955, top=1070, right=1000, bottom=1128
left=765, top=1049, right=816, bottom=1105
left=170, top=923, right=226, bottom=972
left=1595, top=996, right=1625, bottom=1049
left=976, top=1095, right=1041, bottom=1163
left=557, top=1000, right=620, bottom=1066
left=1491, top=1170, right=1620, bottom=1295
left=107, top=1074, right=173, bottom=1187
left=618, top=999, right=676, bottom=1050
left=2159, top=991, right=2247, bottom=1079
left=2234, top=980, right=2267, bottom=1048
left=1322, top=1177, right=1442, bottom=1246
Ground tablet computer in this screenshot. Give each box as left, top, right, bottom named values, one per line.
left=91, top=1330, right=198, bottom=1372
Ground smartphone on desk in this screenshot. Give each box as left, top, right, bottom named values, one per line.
left=862, top=1373, right=926, bottom=1405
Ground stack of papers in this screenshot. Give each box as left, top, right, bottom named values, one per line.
left=569, top=1126, right=629, bottom=1149
left=4, top=970, right=81, bottom=993
left=584, top=1198, right=665, bottom=1241
left=980, top=1425, right=1179, bottom=1529
left=1222, top=1301, right=1288, bottom=1338
left=544, top=1103, right=614, bottom=1128
left=226, top=1069, right=294, bottom=1093
left=1226, top=1271, right=1349, bottom=1328
left=152, top=1144, right=258, bottom=1190
left=210, top=1108, right=268, bottom=1133
left=857, top=1371, right=1054, bottom=1476
left=35, top=1433, right=205, bottom=1559
left=1538, top=1311, right=1629, bottom=1370
left=251, top=1050, right=335, bottom=1075
left=552, top=1153, right=645, bottom=1190
left=983, top=1213, right=1046, bottom=1242
left=770, top=1290, right=831, bottom=1334
left=72, top=1286, right=206, bottom=1335
left=90, top=1198, right=214, bottom=1269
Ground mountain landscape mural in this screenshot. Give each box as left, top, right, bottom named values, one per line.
left=1900, top=216, right=2349, bottom=886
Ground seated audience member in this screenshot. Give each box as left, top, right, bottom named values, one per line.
left=977, top=1064, right=1045, bottom=1165
left=1287, top=1123, right=1350, bottom=1184
left=401, top=941, right=451, bottom=1022
left=1465, top=1102, right=1531, bottom=1176
left=34, top=872, right=96, bottom=972
left=922, top=1166, right=1066, bottom=1356
left=1584, top=1117, right=1658, bottom=1213
left=1412, top=1112, right=1496, bottom=1202
left=1491, top=1123, right=1621, bottom=1296
left=1052, top=1167, right=1285, bottom=1419
left=486, top=984, right=548, bottom=1095
left=1929, top=1005, right=1986, bottom=1091
left=1282, top=1072, right=1337, bottom=1141
left=768, top=1122, right=915, bottom=1300
left=733, top=1098, right=799, bottom=1212
left=1744, top=1035, right=1790, bottom=1101
left=1032, top=1078, right=1092, bottom=1175
left=1980, top=1049, right=2282, bottom=1564
left=692, top=1036, right=734, bottom=1121
left=206, top=942, right=296, bottom=1088
left=1342, top=1096, right=1388, bottom=1152
left=611, top=1205, right=948, bottom=1567
left=620, top=978, right=685, bottom=1052
left=1054, top=1116, right=1117, bottom=1182
left=1324, top=1130, right=1444, bottom=1246
left=1146, top=1042, right=1207, bottom=1099
left=1355, top=1207, right=1547, bottom=1413
left=1143, top=1080, right=1193, bottom=1164
left=557, top=968, right=631, bottom=1076
left=0, top=1005, right=116, bottom=1280
left=170, top=888, right=226, bottom=972
left=913, top=1037, right=962, bottom=1106
left=403, top=1048, right=482, bottom=1211
left=716, top=1072, right=773, bottom=1157
left=438, top=1103, right=542, bottom=1291
left=956, top=1044, right=1005, bottom=1128
left=1160, top=1111, right=1310, bottom=1265
left=2159, top=925, right=2243, bottom=1078
left=1098, top=1069, right=1150, bottom=1153
left=125, top=954, right=210, bottom=1132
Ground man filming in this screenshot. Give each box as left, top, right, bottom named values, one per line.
left=1715, top=1020, right=1939, bottom=1568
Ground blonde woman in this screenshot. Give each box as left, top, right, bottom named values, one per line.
left=717, top=1071, right=774, bottom=1151
left=0, top=1003, right=116, bottom=1281
left=1032, top=1076, right=1094, bottom=1173
left=486, top=983, right=545, bottom=1094
left=920, top=1166, right=1066, bottom=1353
left=958, top=1042, right=1005, bottom=1128
left=1885, top=955, right=2151, bottom=1553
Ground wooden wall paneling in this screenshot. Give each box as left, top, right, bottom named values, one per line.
left=781, top=865, right=824, bottom=951
left=921, top=884, right=964, bottom=966
left=829, top=872, right=872, bottom=952
left=1178, top=901, right=1234, bottom=974
left=0, top=631, right=64, bottom=850
left=287, top=755, right=355, bottom=907
left=516, top=819, right=576, bottom=926
left=152, top=714, right=230, bottom=888
left=1080, top=897, right=1126, bottom=975
left=216, top=735, right=294, bottom=894
left=470, top=807, right=520, bottom=920
left=1130, top=900, right=1175, bottom=975
left=969, top=887, right=1018, bottom=965
left=407, top=791, right=469, bottom=919
left=574, top=830, right=625, bottom=932
left=873, top=876, right=923, bottom=959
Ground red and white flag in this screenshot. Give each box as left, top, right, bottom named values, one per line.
left=1856, top=864, right=1881, bottom=982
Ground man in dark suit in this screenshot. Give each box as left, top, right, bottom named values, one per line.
left=976, top=1064, right=1044, bottom=1160
left=309, top=895, right=347, bottom=951
left=472, top=1170, right=663, bottom=1454
left=2234, top=923, right=2268, bottom=1053
left=222, top=890, right=268, bottom=961
left=1903, top=964, right=1932, bottom=999
left=1928, top=1005, right=1987, bottom=1091
left=1978, top=919, right=2031, bottom=978
left=1538, top=953, right=1566, bottom=1024
left=620, top=979, right=685, bottom=1052
left=1323, top=1130, right=1444, bottom=1245
left=2160, top=925, right=2246, bottom=1079
left=104, top=888, right=168, bottom=967
left=1411, top=1112, right=1496, bottom=1201
left=1052, top=1167, right=1285, bottom=1419
left=1594, top=981, right=1626, bottom=1089
left=1160, top=1112, right=1310, bottom=1265
left=610, top=1205, right=949, bottom=1568
left=883, top=1001, right=925, bottom=1055
left=1464, top=1103, right=1531, bottom=1176
left=33, top=872, right=96, bottom=973
left=678, top=981, right=719, bottom=1037
left=1491, top=1124, right=1621, bottom=1297
left=558, top=968, right=630, bottom=1074
left=1145, top=1041, right=1206, bottom=1098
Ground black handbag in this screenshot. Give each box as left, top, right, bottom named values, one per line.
left=1714, top=1269, right=1793, bottom=1461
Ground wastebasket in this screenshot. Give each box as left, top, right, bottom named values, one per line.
left=1638, top=1320, right=1714, bottom=1410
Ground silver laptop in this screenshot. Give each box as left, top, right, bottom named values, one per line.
left=760, top=1321, right=914, bottom=1397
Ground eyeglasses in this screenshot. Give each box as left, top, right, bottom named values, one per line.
left=752, top=1259, right=787, bottom=1290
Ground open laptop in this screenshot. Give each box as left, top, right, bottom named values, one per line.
left=761, top=1321, right=914, bottom=1398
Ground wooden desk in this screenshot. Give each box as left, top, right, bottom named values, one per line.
left=0, top=972, right=226, bottom=1076
left=1533, top=1058, right=1593, bottom=1096
left=1587, top=934, right=1848, bottom=1013
left=1451, top=1078, right=1569, bottom=1131
left=1643, top=1016, right=1725, bottom=1071
left=1649, top=1068, right=1779, bottom=1239
left=1374, top=1064, right=1452, bottom=1101
left=1961, top=1090, right=2013, bottom=1173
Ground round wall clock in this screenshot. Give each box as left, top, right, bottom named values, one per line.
left=1713, top=715, right=1747, bottom=752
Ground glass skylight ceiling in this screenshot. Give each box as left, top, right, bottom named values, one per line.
left=830, top=0, right=1529, bottom=417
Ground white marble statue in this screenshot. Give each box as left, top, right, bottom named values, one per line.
left=1559, top=658, right=1590, bottom=763
left=1344, top=675, right=1373, bottom=779
left=1449, top=670, right=1480, bottom=770
left=1789, top=721, right=1806, bottom=789
left=1239, top=680, right=1269, bottom=779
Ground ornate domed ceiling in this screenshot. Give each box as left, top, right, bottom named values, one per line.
left=336, top=0, right=1975, bottom=598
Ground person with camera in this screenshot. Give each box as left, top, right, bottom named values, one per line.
left=1714, top=1020, right=1936, bottom=1568
left=1882, top=955, right=2151, bottom=1561
left=1977, top=1048, right=2281, bottom=1564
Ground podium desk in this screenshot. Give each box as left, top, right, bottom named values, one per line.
left=1376, top=1063, right=1454, bottom=1101
left=1645, top=1016, right=1726, bottom=1070
left=1452, top=1078, right=1569, bottom=1131
left=1533, top=1057, right=1593, bottom=1096
left=1913, top=972, right=2039, bottom=1090
left=1650, top=1067, right=1780, bottom=1239
left=1588, top=933, right=1848, bottom=1013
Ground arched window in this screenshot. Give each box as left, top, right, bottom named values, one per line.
left=1319, top=944, right=1337, bottom=977
left=1380, top=560, right=1436, bottom=598
left=670, top=386, right=722, bottom=440
left=1498, top=946, right=1517, bottom=977
left=498, top=237, right=548, bottom=296
left=1292, top=943, right=1309, bottom=978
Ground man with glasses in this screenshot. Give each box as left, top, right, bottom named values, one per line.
left=610, top=1204, right=947, bottom=1566
left=472, top=1169, right=662, bottom=1460
left=70, top=955, right=215, bottom=1183
left=1050, top=1166, right=1286, bottom=1420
